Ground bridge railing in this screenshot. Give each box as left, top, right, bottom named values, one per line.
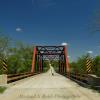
left=61, top=72, right=88, bottom=83
left=7, top=72, right=40, bottom=83
left=70, top=73, right=88, bottom=83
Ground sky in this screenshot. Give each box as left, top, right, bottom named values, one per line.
left=0, top=0, right=100, bottom=61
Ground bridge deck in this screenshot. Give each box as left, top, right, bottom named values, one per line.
left=0, top=68, right=100, bottom=100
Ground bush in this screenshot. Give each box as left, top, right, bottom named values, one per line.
left=0, top=87, right=7, bottom=93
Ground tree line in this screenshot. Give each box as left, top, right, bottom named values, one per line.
left=0, top=35, right=50, bottom=74
left=0, top=35, right=33, bottom=74
left=70, top=55, right=100, bottom=77
left=0, top=35, right=100, bottom=76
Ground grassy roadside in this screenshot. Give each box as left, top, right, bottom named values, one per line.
left=0, top=86, right=7, bottom=93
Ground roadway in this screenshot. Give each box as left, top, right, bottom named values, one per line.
left=0, top=66, right=100, bottom=100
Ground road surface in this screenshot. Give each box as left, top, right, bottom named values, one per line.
left=0, top=67, right=100, bottom=100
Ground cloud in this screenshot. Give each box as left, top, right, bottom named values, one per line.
left=87, top=51, right=93, bottom=54
left=16, top=28, right=23, bottom=32
left=61, top=42, right=68, bottom=46
left=67, top=56, right=70, bottom=58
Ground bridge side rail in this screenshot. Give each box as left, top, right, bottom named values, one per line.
left=7, top=72, right=41, bottom=83
left=70, top=73, right=88, bottom=83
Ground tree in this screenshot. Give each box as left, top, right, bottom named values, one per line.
left=43, top=60, right=50, bottom=72
left=76, top=55, right=87, bottom=74
left=7, top=42, right=33, bottom=74
left=70, top=54, right=90, bottom=74
left=70, top=62, right=78, bottom=73
left=93, top=56, right=100, bottom=76
left=0, top=35, right=10, bottom=57
left=50, top=60, right=60, bottom=72
left=0, top=35, right=10, bottom=74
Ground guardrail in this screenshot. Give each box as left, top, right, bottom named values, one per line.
left=61, top=72, right=89, bottom=86
left=62, top=72, right=100, bottom=90
left=7, top=72, right=40, bottom=83
left=70, top=73, right=88, bottom=83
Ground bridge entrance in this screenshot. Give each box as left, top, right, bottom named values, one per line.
left=31, top=46, right=70, bottom=77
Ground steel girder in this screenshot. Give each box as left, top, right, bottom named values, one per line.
left=31, top=46, right=70, bottom=77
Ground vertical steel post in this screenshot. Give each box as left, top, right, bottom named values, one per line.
left=31, top=47, right=37, bottom=73
left=42, top=55, right=43, bottom=72
left=37, top=54, right=39, bottom=72
left=61, top=55, right=63, bottom=73
left=59, top=55, right=60, bottom=73
left=62, top=55, right=64, bottom=73
left=59, top=55, right=61, bottom=73
left=64, top=55, right=66, bottom=73
left=62, top=55, right=64, bottom=74
left=64, top=46, right=70, bottom=78
left=40, top=55, right=42, bottom=72
left=39, top=55, right=41, bottom=72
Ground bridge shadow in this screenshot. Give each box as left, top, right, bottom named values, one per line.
left=60, top=73, right=100, bottom=93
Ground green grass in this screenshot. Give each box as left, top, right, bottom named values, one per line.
left=0, top=87, right=7, bottom=93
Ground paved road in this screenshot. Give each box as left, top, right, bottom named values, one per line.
left=0, top=67, right=100, bottom=100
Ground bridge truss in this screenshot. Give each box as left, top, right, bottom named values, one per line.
left=31, top=46, right=70, bottom=77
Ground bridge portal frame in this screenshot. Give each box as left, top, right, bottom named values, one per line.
left=31, top=46, right=70, bottom=78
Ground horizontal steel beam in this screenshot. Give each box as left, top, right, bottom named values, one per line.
left=36, top=46, right=65, bottom=48
left=36, top=53, right=64, bottom=55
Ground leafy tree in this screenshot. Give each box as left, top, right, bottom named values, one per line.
left=43, top=60, right=50, bottom=72
left=7, top=42, right=33, bottom=74
left=0, top=35, right=10, bottom=74
left=0, top=35, right=10, bottom=56
left=70, top=54, right=91, bottom=74
left=51, top=60, right=59, bottom=72
left=76, top=55, right=87, bottom=74
left=93, top=56, right=100, bottom=76
left=70, top=62, right=78, bottom=73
